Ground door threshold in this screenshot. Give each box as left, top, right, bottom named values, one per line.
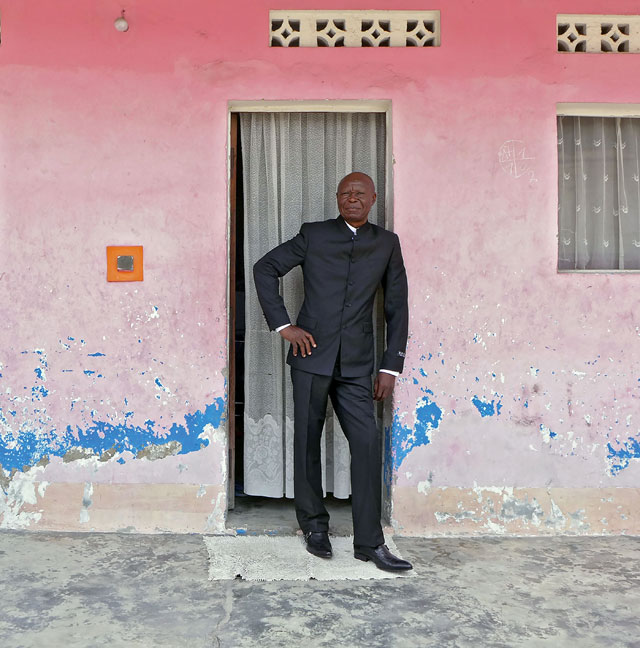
left=226, top=495, right=353, bottom=536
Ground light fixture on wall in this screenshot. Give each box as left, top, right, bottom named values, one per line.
left=114, top=10, right=129, bottom=32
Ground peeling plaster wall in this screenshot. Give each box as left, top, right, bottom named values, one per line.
left=0, top=0, right=233, bottom=531
left=1, top=0, right=640, bottom=533
left=385, top=1, right=640, bottom=534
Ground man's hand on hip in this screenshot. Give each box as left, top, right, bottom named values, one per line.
left=279, top=325, right=317, bottom=358
left=374, top=372, right=396, bottom=401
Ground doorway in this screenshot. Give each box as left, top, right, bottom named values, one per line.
left=227, top=102, right=392, bottom=530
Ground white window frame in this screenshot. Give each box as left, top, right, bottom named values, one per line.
left=557, top=102, right=640, bottom=273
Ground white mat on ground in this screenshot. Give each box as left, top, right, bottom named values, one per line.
left=204, top=535, right=415, bottom=581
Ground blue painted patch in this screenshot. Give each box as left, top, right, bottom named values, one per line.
left=83, top=370, right=95, bottom=376
left=472, top=396, right=502, bottom=417
left=0, top=398, right=225, bottom=474
left=88, top=352, right=106, bottom=357
left=31, top=386, right=49, bottom=400
left=392, top=395, right=443, bottom=468
left=607, top=436, right=640, bottom=474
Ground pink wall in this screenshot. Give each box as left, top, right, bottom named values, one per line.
left=1, top=0, right=639, bottom=533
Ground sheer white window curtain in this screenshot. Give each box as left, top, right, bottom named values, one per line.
left=558, top=116, right=640, bottom=270
left=240, top=112, right=386, bottom=498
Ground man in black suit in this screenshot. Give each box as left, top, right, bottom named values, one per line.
left=253, top=172, right=411, bottom=571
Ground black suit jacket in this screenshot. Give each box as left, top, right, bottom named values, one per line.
left=253, top=216, right=408, bottom=378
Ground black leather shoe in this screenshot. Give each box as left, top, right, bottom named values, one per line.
left=354, top=543, right=413, bottom=571
left=304, top=531, right=332, bottom=558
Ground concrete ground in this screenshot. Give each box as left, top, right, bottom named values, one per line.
left=1, top=500, right=639, bottom=648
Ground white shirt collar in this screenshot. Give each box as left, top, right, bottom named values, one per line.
left=345, top=222, right=358, bottom=235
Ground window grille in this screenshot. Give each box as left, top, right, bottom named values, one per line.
left=558, top=14, right=640, bottom=53
left=270, top=10, right=440, bottom=48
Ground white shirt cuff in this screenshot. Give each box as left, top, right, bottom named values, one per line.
left=379, top=369, right=399, bottom=377
left=275, top=323, right=291, bottom=332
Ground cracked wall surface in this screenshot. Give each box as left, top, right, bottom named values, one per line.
left=2, top=0, right=640, bottom=533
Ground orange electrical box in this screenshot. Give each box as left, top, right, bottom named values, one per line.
left=106, top=246, right=144, bottom=282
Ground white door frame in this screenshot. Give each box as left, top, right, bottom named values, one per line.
left=225, top=99, right=394, bottom=517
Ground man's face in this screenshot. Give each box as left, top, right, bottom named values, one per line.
left=336, top=175, right=377, bottom=228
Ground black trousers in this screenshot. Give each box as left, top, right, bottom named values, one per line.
left=290, top=365, right=384, bottom=548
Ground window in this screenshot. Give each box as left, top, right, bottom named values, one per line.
left=558, top=105, right=640, bottom=271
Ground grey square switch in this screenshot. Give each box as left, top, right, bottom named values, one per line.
left=117, top=255, right=135, bottom=272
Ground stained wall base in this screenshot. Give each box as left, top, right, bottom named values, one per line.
left=392, top=486, right=640, bottom=536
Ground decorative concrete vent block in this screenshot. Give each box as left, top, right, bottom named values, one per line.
left=270, top=10, right=440, bottom=48
left=558, top=14, right=640, bottom=53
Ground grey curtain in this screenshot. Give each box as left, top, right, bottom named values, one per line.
left=240, top=112, right=386, bottom=498
left=558, top=116, right=640, bottom=270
